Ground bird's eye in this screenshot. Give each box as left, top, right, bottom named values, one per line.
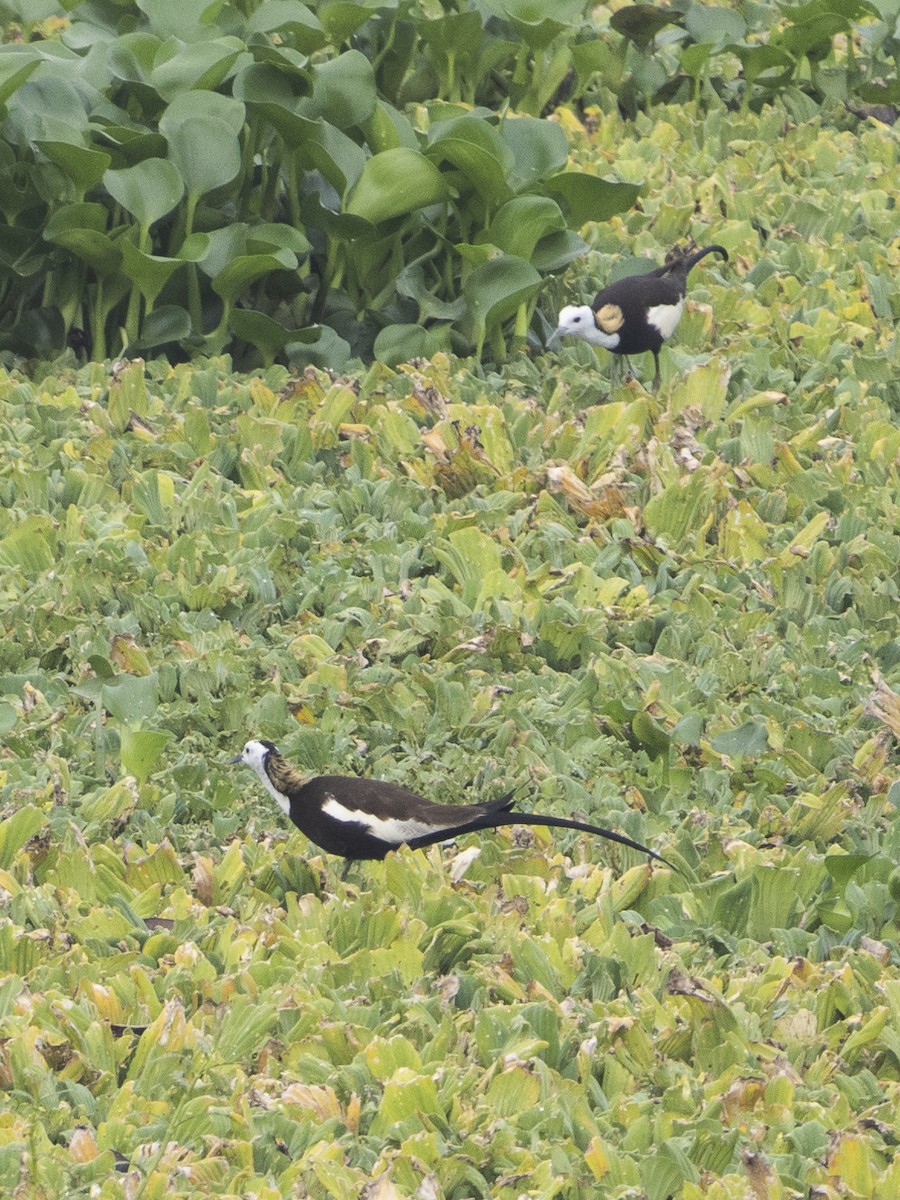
left=573, top=316, right=582, bottom=324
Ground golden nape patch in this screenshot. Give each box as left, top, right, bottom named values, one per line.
left=595, top=303, right=624, bottom=333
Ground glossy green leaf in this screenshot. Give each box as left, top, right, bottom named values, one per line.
left=345, top=147, right=449, bottom=222
left=543, top=173, right=641, bottom=227
left=300, top=49, right=376, bottom=127
left=163, top=116, right=242, bottom=198
left=427, top=117, right=514, bottom=204
left=150, top=37, right=246, bottom=98
left=484, top=196, right=565, bottom=261
left=373, top=323, right=441, bottom=367
left=37, top=141, right=111, bottom=191
left=247, top=0, right=326, bottom=53
left=685, top=3, right=747, bottom=45
left=104, top=159, right=184, bottom=228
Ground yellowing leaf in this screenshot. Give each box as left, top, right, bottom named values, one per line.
left=282, top=1083, right=342, bottom=1121
left=69, top=1127, right=99, bottom=1163
left=585, top=1137, right=609, bottom=1181
left=827, top=1134, right=874, bottom=1196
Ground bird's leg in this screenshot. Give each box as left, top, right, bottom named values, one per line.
left=651, top=351, right=661, bottom=392
left=339, top=859, right=353, bottom=882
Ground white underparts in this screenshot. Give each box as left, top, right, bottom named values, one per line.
left=646, top=297, right=684, bottom=340
left=322, top=795, right=441, bottom=843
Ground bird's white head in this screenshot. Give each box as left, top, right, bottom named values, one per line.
left=230, top=739, right=278, bottom=777
left=549, top=303, right=618, bottom=350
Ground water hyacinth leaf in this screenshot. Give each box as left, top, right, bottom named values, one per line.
left=681, top=42, right=715, bottom=79
left=119, top=728, right=172, bottom=783
left=317, top=0, right=392, bottom=44
left=427, top=117, right=514, bottom=205
left=345, top=148, right=449, bottom=223
left=733, top=43, right=795, bottom=90
left=104, top=159, right=184, bottom=229
left=164, top=116, right=242, bottom=198
left=197, top=224, right=250, bottom=279
left=134, top=304, right=193, bottom=348
left=498, top=115, right=569, bottom=190
left=118, top=239, right=202, bottom=309
left=0, top=48, right=41, bottom=105
left=36, top=141, right=111, bottom=192
left=233, top=58, right=309, bottom=108
left=823, top=853, right=871, bottom=887
left=610, top=4, right=681, bottom=47
left=44, top=222, right=122, bottom=276
left=501, top=0, right=587, bottom=48
left=302, top=122, right=369, bottom=196
left=135, top=0, right=223, bottom=36
left=300, top=49, right=376, bottom=127
left=672, top=712, right=703, bottom=746
left=229, top=309, right=311, bottom=364
left=373, top=324, right=441, bottom=367
left=463, top=254, right=542, bottom=354
left=531, top=228, right=588, bottom=272
left=417, top=10, right=498, bottom=99
left=395, top=263, right=467, bottom=322
left=685, top=3, right=747, bottom=45
left=363, top=98, right=419, bottom=153
left=485, top=195, right=565, bottom=261
left=244, top=99, right=318, bottom=147
left=162, top=89, right=247, bottom=136
left=247, top=224, right=310, bottom=255
left=286, top=324, right=352, bottom=370
left=210, top=250, right=299, bottom=305
left=248, top=0, right=326, bottom=53
left=773, top=0, right=872, bottom=60
left=150, top=37, right=246, bottom=98
left=543, top=174, right=641, bottom=228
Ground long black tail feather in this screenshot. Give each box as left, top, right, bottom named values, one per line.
left=406, top=810, right=677, bottom=870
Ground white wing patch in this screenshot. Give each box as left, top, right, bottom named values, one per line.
left=322, top=795, right=443, bottom=843
left=646, top=297, right=684, bottom=341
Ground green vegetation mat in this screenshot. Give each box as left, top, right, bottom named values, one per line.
left=2, top=96, right=900, bottom=1199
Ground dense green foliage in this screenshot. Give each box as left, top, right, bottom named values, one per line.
left=1, top=0, right=900, bottom=1195
left=0, top=0, right=639, bottom=366
left=2, top=77, right=900, bottom=1196
left=1, top=0, right=898, bottom=365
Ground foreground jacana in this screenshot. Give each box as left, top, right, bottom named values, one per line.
left=230, top=739, right=675, bottom=875
left=549, top=244, right=728, bottom=389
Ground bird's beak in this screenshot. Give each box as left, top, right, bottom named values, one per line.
left=227, top=754, right=242, bottom=764
left=546, top=327, right=564, bottom=350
